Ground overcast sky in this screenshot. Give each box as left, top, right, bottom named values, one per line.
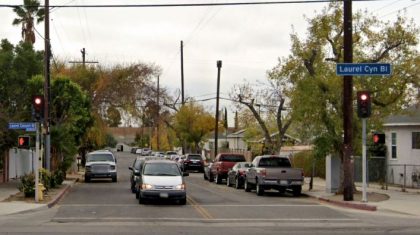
left=1, top=0, right=419, bottom=125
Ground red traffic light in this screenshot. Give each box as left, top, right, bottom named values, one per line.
left=32, top=95, right=44, bottom=120
left=18, top=136, right=30, bottom=148
left=357, top=91, right=371, bottom=118
left=373, top=133, right=385, bottom=144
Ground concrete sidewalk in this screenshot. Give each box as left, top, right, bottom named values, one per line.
left=0, top=176, right=78, bottom=216
left=303, top=177, right=420, bottom=216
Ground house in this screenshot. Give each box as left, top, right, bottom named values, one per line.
left=383, top=105, right=420, bottom=187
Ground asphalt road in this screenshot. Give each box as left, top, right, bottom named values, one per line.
left=1, top=151, right=420, bottom=235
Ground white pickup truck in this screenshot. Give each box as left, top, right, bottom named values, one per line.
left=244, top=155, right=304, bottom=196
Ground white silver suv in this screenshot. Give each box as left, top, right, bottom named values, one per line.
left=85, top=150, right=117, bottom=182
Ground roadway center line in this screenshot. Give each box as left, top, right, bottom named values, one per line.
left=58, top=204, right=324, bottom=207
left=186, top=196, right=214, bottom=219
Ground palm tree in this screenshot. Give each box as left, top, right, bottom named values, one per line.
left=12, top=0, right=45, bottom=44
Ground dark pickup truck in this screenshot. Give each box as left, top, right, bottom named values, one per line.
left=210, top=153, right=246, bottom=184
left=244, top=155, right=304, bottom=196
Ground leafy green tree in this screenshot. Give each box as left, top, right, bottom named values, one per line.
left=173, top=102, right=215, bottom=152
left=12, top=0, right=45, bottom=44
left=269, top=3, right=419, bottom=188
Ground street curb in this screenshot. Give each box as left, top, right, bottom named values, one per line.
left=47, top=178, right=78, bottom=208
left=304, top=193, right=377, bottom=212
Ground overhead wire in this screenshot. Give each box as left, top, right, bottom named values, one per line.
left=379, top=1, right=420, bottom=18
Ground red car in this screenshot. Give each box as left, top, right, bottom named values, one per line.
left=209, top=153, right=246, bottom=184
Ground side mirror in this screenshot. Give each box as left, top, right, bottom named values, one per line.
left=128, top=166, right=133, bottom=171
left=183, top=172, right=189, bottom=177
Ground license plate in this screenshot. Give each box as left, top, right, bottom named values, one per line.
left=280, top=180, right=288, bottom=185
left=159, top=192, right=169, bottom=198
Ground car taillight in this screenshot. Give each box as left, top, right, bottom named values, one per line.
left=258, top=169, right=267, bottom=177
left=238, top=170, right=245, bottom=175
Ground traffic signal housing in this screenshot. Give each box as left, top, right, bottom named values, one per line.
left=17, top=136, right=30, bottom=148
left=32, top=95, right=44, bottom=120
left=373, top=133, right=385, bottom=145
left=357, top=91, right=371, bottom=118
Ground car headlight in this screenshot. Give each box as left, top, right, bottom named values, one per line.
left=141, top=184, right=153, bottom=190
left=85, top=166, right=91, bottom=171
left=110, top=165, right=116, bottom=170
left=175, top=184, right=186, bottom=190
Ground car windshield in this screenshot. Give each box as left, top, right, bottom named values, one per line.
left=220, top=155, right=245, bottom=162
left=143, top=163, right=181, bottom=176
left=259, top=157, right=291, bottom=167
left=87, top=154, right=114, bottom=162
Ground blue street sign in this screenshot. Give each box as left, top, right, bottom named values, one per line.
left=336, top=63, right=391, bottom=76
left=8, top=122, right=36, bottom=132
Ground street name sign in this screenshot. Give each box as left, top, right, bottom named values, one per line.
left=8, top=122, right=36, bottom=132
left=336, top=63, right=391, bottom=76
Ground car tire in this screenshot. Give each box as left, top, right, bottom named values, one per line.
left=131, top=184, right=136, bottom=193
left=136, top=190, right=139, bottom=199
left=179, top=198, right=187, bottom=205
left=112, top=176, right=117, bottom=182
left=226, top=176, right=231, bottom=187
left=235, top=177, right=241, bottom=189
left=84, top=176, right=90, bottom=183
left=244, top=179, right=251, bottom=192
left=138, top=195, right=144, bottom=204
left=292, top=186, right=302, bottom=197
left=256, top=181, right=264, bottom=196
left=215, top=173, right=222, bottom=184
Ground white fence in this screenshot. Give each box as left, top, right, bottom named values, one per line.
left=8, top=148, right=35, bottom=180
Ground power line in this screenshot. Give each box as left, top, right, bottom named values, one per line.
left=379, top=1, right=420, bottom=18
left=0, top=0, right=383, bottom=8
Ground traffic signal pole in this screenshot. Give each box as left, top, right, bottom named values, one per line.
left=35, top=122, right=40, bottom=203
left=44, top=0, right=51, bottom=171
left=362, top=118, right=367, bottom=202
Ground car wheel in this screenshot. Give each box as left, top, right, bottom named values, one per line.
left=244, top=179, right=251, bottom=192
left=215, top=173, right=222, bottom=184
left=292, top=186, right=302, bottom=197
left=235, top=177, right=241, bottom=189
left=131, top=184, right=136, bottom=193
left=112, top=176, right=117, bottom=182
left=179, top=198, right=187, bottom=205
left=256, top=181, right=264, bottom=196
left=209, top=172, right=214, bottom=182
left=136, top=190, right=139, bottom=199
left=138, top=194, right=144, bottom=204
left=226, top=176, right=231, bottom=187
left=84, top=176, right=90, bottom=183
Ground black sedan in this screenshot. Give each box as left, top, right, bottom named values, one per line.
left=128, top=157, right=145, bottom=194
left=226, top=162, right=251, bottom=189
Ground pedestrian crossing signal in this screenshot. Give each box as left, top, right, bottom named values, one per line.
left=18, top=136, right=30, bottom=148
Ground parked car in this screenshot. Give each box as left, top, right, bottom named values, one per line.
left=182, top=154, right=204, bottom=172
left=142, top=148, right=152, bottom=156
left=84, top=150, right=117, bottom=182
left=244, top=155, right=304, bottom=196
left=137, top=160, right=189, bottom=205
left=130, top=147, right=139, bottom=154
left=209, top=153, right=246, bottom=184
left=226, top=162, right=251, bottom=189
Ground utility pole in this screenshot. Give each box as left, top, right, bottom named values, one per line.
left=343, top=0, right=354, bottom=201
left=214, top=60, right=222, bottom=158
left=69, top=48, right=98, bottom=67
left=156, top=75, right=160, bottom=150
left=180, top=41, right=185, bottom=105
left=44, top=0, right=51, bottom=171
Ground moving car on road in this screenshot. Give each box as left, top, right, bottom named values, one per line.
left=226, top=162, right=251, bottom=189
left=182, top=154, right=205, bottom=172
left=137, top=160, right=189, bottom=205
left=84, top=150, right=117, bottom=182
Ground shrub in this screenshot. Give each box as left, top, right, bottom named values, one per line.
left=290, top=151, right=325, bottom=178
left=39, top=168, right=53, bottom=190
left=52, top=170, right=64, bottom=186
left=18, top=173, right=35, bottom=197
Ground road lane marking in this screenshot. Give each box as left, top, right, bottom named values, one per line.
left=52, top=217, right=359, bottom=222
left=187, top=196, right=214, bottom=219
